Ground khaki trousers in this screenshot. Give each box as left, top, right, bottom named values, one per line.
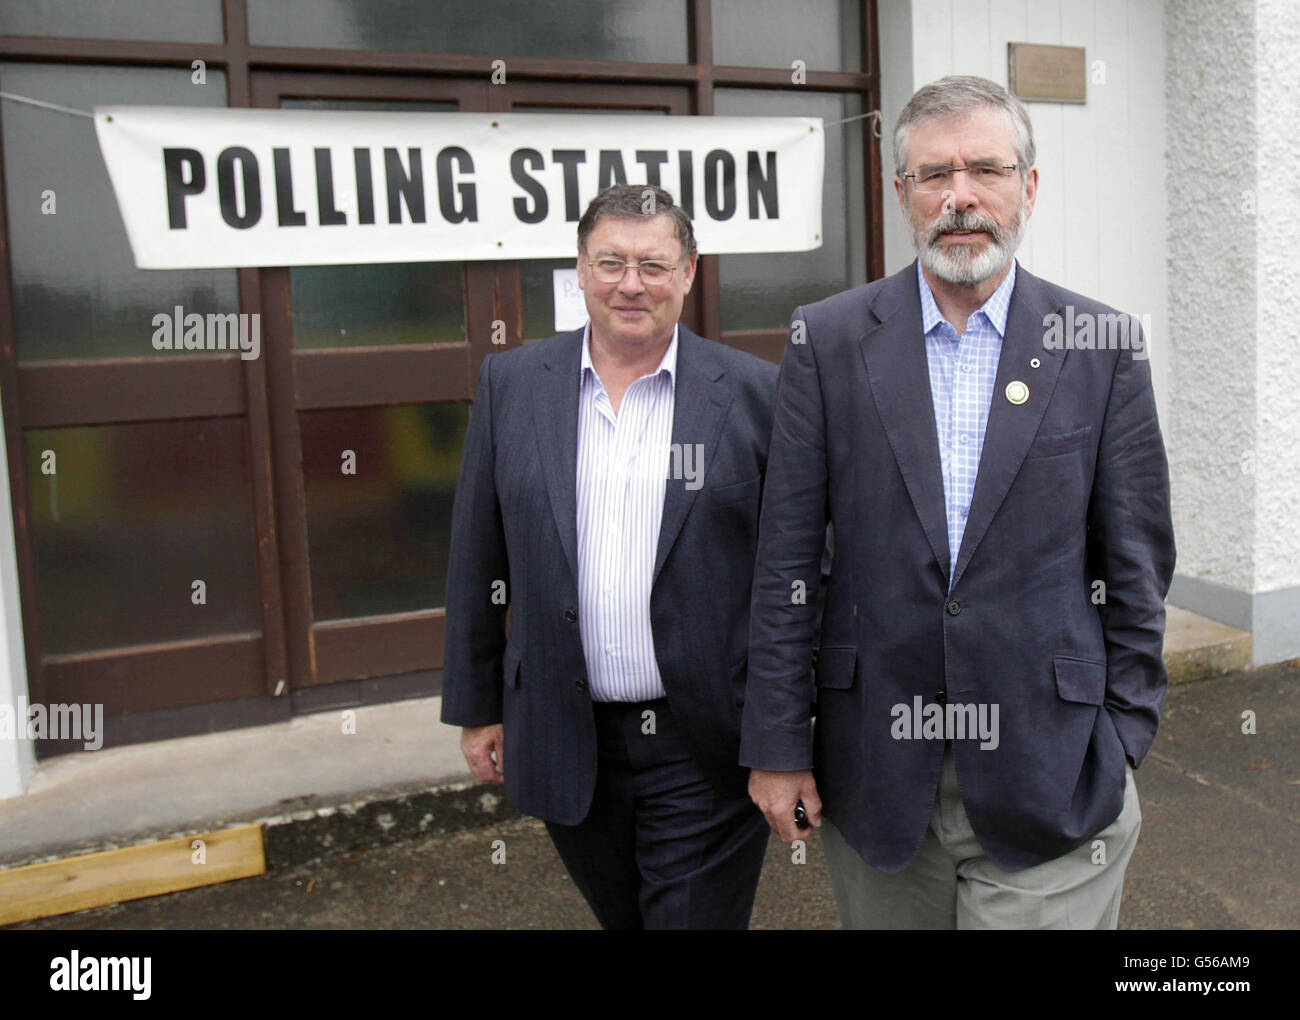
left=821, top=740, right=1142, bottom=929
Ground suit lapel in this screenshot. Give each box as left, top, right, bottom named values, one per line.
left=531, top=329, right=584, bottom=586
left=861, top=263, right=952, bottom=585
left=653, top=328, right=731, bottom=583
left=950, top=265, right=1065, bottom=588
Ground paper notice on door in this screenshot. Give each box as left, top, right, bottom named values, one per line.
left=553, top=268, right=588, bottom=332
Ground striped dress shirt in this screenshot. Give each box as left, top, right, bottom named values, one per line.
left=917, top=258, right=1017, bottom=587
left=575, top=323, right=678, bottom=702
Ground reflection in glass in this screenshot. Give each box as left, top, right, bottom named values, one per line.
left=714, top=89, right=867, bottom=331
left=0, top=64, right=235, bottom=361
left=0, top=1, right=223, bottom=42
left=712, top=0, right=861, bottom=71
left=300, top=403, right=470, bottom=620
left=282, top=100, right=467, bottom=349
left=511, top=107, right=662, bottom=342
left=24, top=419, right=262, bottom=654
left=249, top=0, right=688, bottom=63
left=521, top=258, right=585, bottom=342
left=291, top=263, right=467, bottom=349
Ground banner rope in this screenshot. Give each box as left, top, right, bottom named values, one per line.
left=824, top=109, right=883, bottom=137
left=1, top=90, right=880, bottom=137
left=0, top=90, right=95, bottom=120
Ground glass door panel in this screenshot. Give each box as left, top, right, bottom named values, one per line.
left=491, top=83, right=694, bottom=344
left=254, top=75, right=492, bottom=692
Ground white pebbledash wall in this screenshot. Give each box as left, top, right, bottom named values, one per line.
left=1164, top=0, right=1300, bottom=663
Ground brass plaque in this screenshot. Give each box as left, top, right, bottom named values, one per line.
left=1008, top=43, right=1087, bottom=103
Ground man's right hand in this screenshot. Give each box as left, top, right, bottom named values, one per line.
left=461, top=724, right=505, bottom=785
left=749, top=768, right=822, bottom=844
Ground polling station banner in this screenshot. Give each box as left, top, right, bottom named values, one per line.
left=94, top=107, right=825, bottom=269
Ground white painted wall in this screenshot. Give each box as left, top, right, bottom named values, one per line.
left=0, top=387, right=35, bottom=799
left=881, top=0, right=1297, bottom=662
left=878, top=0, right=1170, bottom=425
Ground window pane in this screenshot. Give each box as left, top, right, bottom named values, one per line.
left=714, top=89, right=867, bottom=331
left=24, top=419, right=262, bottom=654
left=300, top=403, right=470, bottom=620
left=248, top=0, right=688, bottom=63
left=521, top=258, right=581, bottom=342
left=510, top=106, right=662, bottom=342
left=291, top=263, right=467, bottom=349
left=0, top=1, right=223, bottom=42
left=282, top=100, right=467, bottom=349
left=0, top=64, right=235, bottom=362
left=712, top=0, right=861, bottom=71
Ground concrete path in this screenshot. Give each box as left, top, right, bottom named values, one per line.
left=8, top=662, right=1296, bottom=929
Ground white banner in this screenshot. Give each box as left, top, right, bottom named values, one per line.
left=93, top=107, right=825, bottom=269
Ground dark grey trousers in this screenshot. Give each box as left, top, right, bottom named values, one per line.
left=544, top=697, right=769, bottom=930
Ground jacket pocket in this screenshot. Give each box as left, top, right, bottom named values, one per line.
left=814, top=646, right=857, bottom=690
left=707, top=474, right=760, bottom=508
left=1054, top=655, right=1106, bottom=705
left=1026, top=425, right=1093, bottom=459
left=502, top=645, right=522, bottom=689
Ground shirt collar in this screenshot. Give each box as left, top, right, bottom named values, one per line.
left=916, top=257, right=1017, bottom=338
left=580, top=321, right=679, bottom=390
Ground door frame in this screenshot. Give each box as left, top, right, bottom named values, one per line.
left=0, top=0, right=880, bottom=752
left=251, top=71, right=498, bottom=692
left=485, top=79, right=701, bottom=344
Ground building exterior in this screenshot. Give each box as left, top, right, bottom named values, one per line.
left=0, top=0, right=880, bottom=797
left=1, top=0, right=1296, bottom=802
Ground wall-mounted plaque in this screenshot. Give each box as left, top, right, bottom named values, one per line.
left=1008, top=43, right=1086, bottom=103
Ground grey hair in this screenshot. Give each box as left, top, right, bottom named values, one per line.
left=893, top=75, right=1036, bottom=179
left=577, top=183, right=697, bottom=259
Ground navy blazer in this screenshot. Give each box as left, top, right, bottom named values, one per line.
left=740, top=260, right=1176, bottom=872
left=442, top=326, right=779, bottom=825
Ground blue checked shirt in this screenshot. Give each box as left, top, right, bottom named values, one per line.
left=917, top=259, right=1017, bottom=587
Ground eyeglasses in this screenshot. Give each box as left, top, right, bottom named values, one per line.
left=901, top=164, right=1021, bottom=192
left=587, top=258, right=680, bottom=285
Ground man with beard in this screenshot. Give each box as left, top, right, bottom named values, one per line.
left=740, top=76, right=1175, bottom=928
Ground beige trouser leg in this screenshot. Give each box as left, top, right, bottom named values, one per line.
left=821, top=740, right=1142, bottom=930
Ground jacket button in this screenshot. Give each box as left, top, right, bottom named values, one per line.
left=574, top=678, right=587, bottom=692
left=935, top=690, right=947, bottom=705
left=564, top=608, right=577, bottom=623
left=946, top=599, right=962, bottom=616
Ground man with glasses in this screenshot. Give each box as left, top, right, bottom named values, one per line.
left=443, top=184, right=777, bottom=929
left=742, top=76, right=1175, bottom=928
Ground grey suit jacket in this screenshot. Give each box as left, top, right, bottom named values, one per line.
left=741, top=260, right=1176, bottom=871
left=442, top=326, right=778, bottom=824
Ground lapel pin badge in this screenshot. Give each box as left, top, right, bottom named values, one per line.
left=1005, top=380, right=1029, bottom=405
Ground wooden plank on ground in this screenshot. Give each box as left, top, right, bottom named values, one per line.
left=0, top=823, right=265, bottom=926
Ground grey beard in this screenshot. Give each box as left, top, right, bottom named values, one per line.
left=914, top=204, right=1027, bottom=286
